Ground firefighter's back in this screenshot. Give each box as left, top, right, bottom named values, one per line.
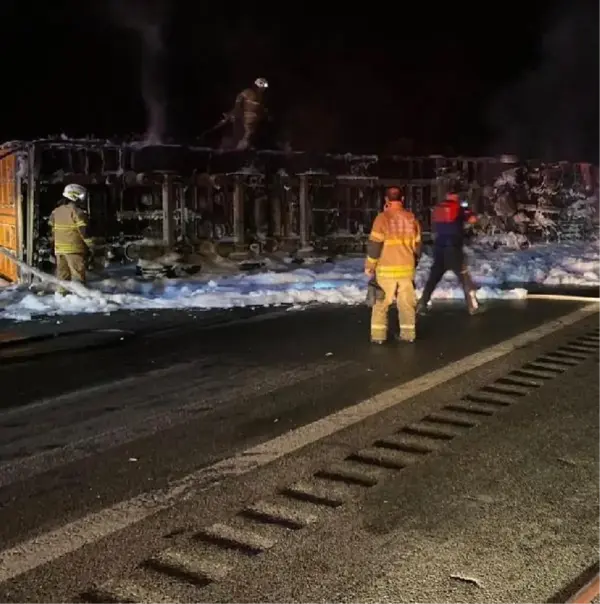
left=50, top=202, right=88, bottom=255
left=376, top=206, right=420, bottom=279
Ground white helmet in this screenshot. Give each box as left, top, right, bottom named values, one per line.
left=254, top=77, right=268, bottom=89
left=63, top=183, right=88, bottom=203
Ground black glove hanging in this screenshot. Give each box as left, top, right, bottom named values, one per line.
left=366, top=278, right=386, bottom=307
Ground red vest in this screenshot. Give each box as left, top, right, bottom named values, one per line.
left=432, top=200, right=461, bottom=224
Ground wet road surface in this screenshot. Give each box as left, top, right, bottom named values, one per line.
left=0, top=299, right=597, bottom=602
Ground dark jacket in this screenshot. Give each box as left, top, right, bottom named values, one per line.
left=232, top=87, right=265, bottom=126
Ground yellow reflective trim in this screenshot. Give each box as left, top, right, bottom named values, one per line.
left=399, top=324, right=416, bottom=329
left=384, top=237, right=416, bottom=245
left=55, top=246, right=86, bottom=253
left=370, top=231, right=385, bottom=242
left=74, top=220, right=88, bottom=227
left=376, top=266, right=414, bottom=272
left=377, top=265, right=413, bottom=269
left=366, top=256, right=378, bottom=264
left=376, top=270, right=415, bottom=278
left=371, top=323, right=387, bottom=328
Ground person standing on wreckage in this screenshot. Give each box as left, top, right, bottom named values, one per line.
left=48, top=184, right=94, bottom=290
left=223, top=77, right=269, bottom=150
left=365, top=186, right=422, bottom=344
left=416, top=192, right=479, bottom=315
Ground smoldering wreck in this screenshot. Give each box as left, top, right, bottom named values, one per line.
left=0, top=137, right=597, bottom=282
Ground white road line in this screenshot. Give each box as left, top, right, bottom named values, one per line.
left=0, top=304, right=596, bottom=584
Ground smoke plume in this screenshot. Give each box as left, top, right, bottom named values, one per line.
left=109, top=0, right=167, bottom=144
left=487, top=2, right=599, bottom=162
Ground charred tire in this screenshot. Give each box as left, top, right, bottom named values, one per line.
left=124, top=242, right=142, bottom=262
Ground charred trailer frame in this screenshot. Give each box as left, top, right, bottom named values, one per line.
left=0, top=139, right=596, bottom=284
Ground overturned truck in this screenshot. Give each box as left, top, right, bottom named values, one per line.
left=0, top=138, right=597, bottom=282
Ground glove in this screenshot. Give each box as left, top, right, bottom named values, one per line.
left=366, top=279, right=385, bottom=307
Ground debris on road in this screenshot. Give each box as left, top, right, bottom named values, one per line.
left=450, top=573, right=484, bottom=588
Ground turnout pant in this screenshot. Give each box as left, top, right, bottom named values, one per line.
left=370, top=277, right=416, bottom=342
left=229, top=118, right=259, bottom=150
left=420, top=246, right=475, bottom=306
left=56, top=253, right=86, bottom=283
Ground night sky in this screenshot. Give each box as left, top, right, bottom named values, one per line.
left=0, top=0, right=597, bottom=161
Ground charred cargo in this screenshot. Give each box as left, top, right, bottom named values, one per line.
left=0, top=138, right=597, bottom=282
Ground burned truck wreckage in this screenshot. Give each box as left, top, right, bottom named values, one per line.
left=0, top=138, right=597, bottom=282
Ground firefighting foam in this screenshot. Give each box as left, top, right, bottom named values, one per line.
left=1, top=240, right=598, bottom=321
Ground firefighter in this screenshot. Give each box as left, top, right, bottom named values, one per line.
left=365, top=186, right=422, bottom=344
left=48, top=184, right=93, bottom=285
left=417, top=193, right=479, bottom=315
left=225, top=77, right=269, bottom=150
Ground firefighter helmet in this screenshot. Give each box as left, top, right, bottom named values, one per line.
left=254, top=77, right=269, bottom=89
left=63, top=183, right=88, bottom=203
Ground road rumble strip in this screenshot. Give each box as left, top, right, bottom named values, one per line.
left=0, top=304, right=597, bottom=586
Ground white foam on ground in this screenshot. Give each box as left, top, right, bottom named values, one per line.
left=0, top=241, right=597, bottom=321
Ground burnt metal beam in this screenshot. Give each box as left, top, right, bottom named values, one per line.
left=161, top=174, right=176, bottom=247
left=232, top=178, right=244, bottom=249
left=25, top=146, right=38, bottom=281
left=299, top=174, right=309, bottom=249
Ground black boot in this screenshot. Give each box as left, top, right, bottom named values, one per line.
left=416, top=299, right=429, bottom=315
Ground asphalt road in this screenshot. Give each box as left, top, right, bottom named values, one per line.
left=203, top=351, right=600, bottom=604
left=0, top=299, right=597, bottom=602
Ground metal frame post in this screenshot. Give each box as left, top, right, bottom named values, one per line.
left=162, top=173, right=175, bottom=248
left=14, top=154, right=24, bottom=265
left=232, top=178, right=244, bottom=248
left=299, top=174, right=309, bottom=249
left=25, top=144, right=37, bottom=281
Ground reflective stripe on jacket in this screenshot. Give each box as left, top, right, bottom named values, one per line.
left=365, top=206, right=422, bottom=279
left=49, top=201, right=92, bottom=254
